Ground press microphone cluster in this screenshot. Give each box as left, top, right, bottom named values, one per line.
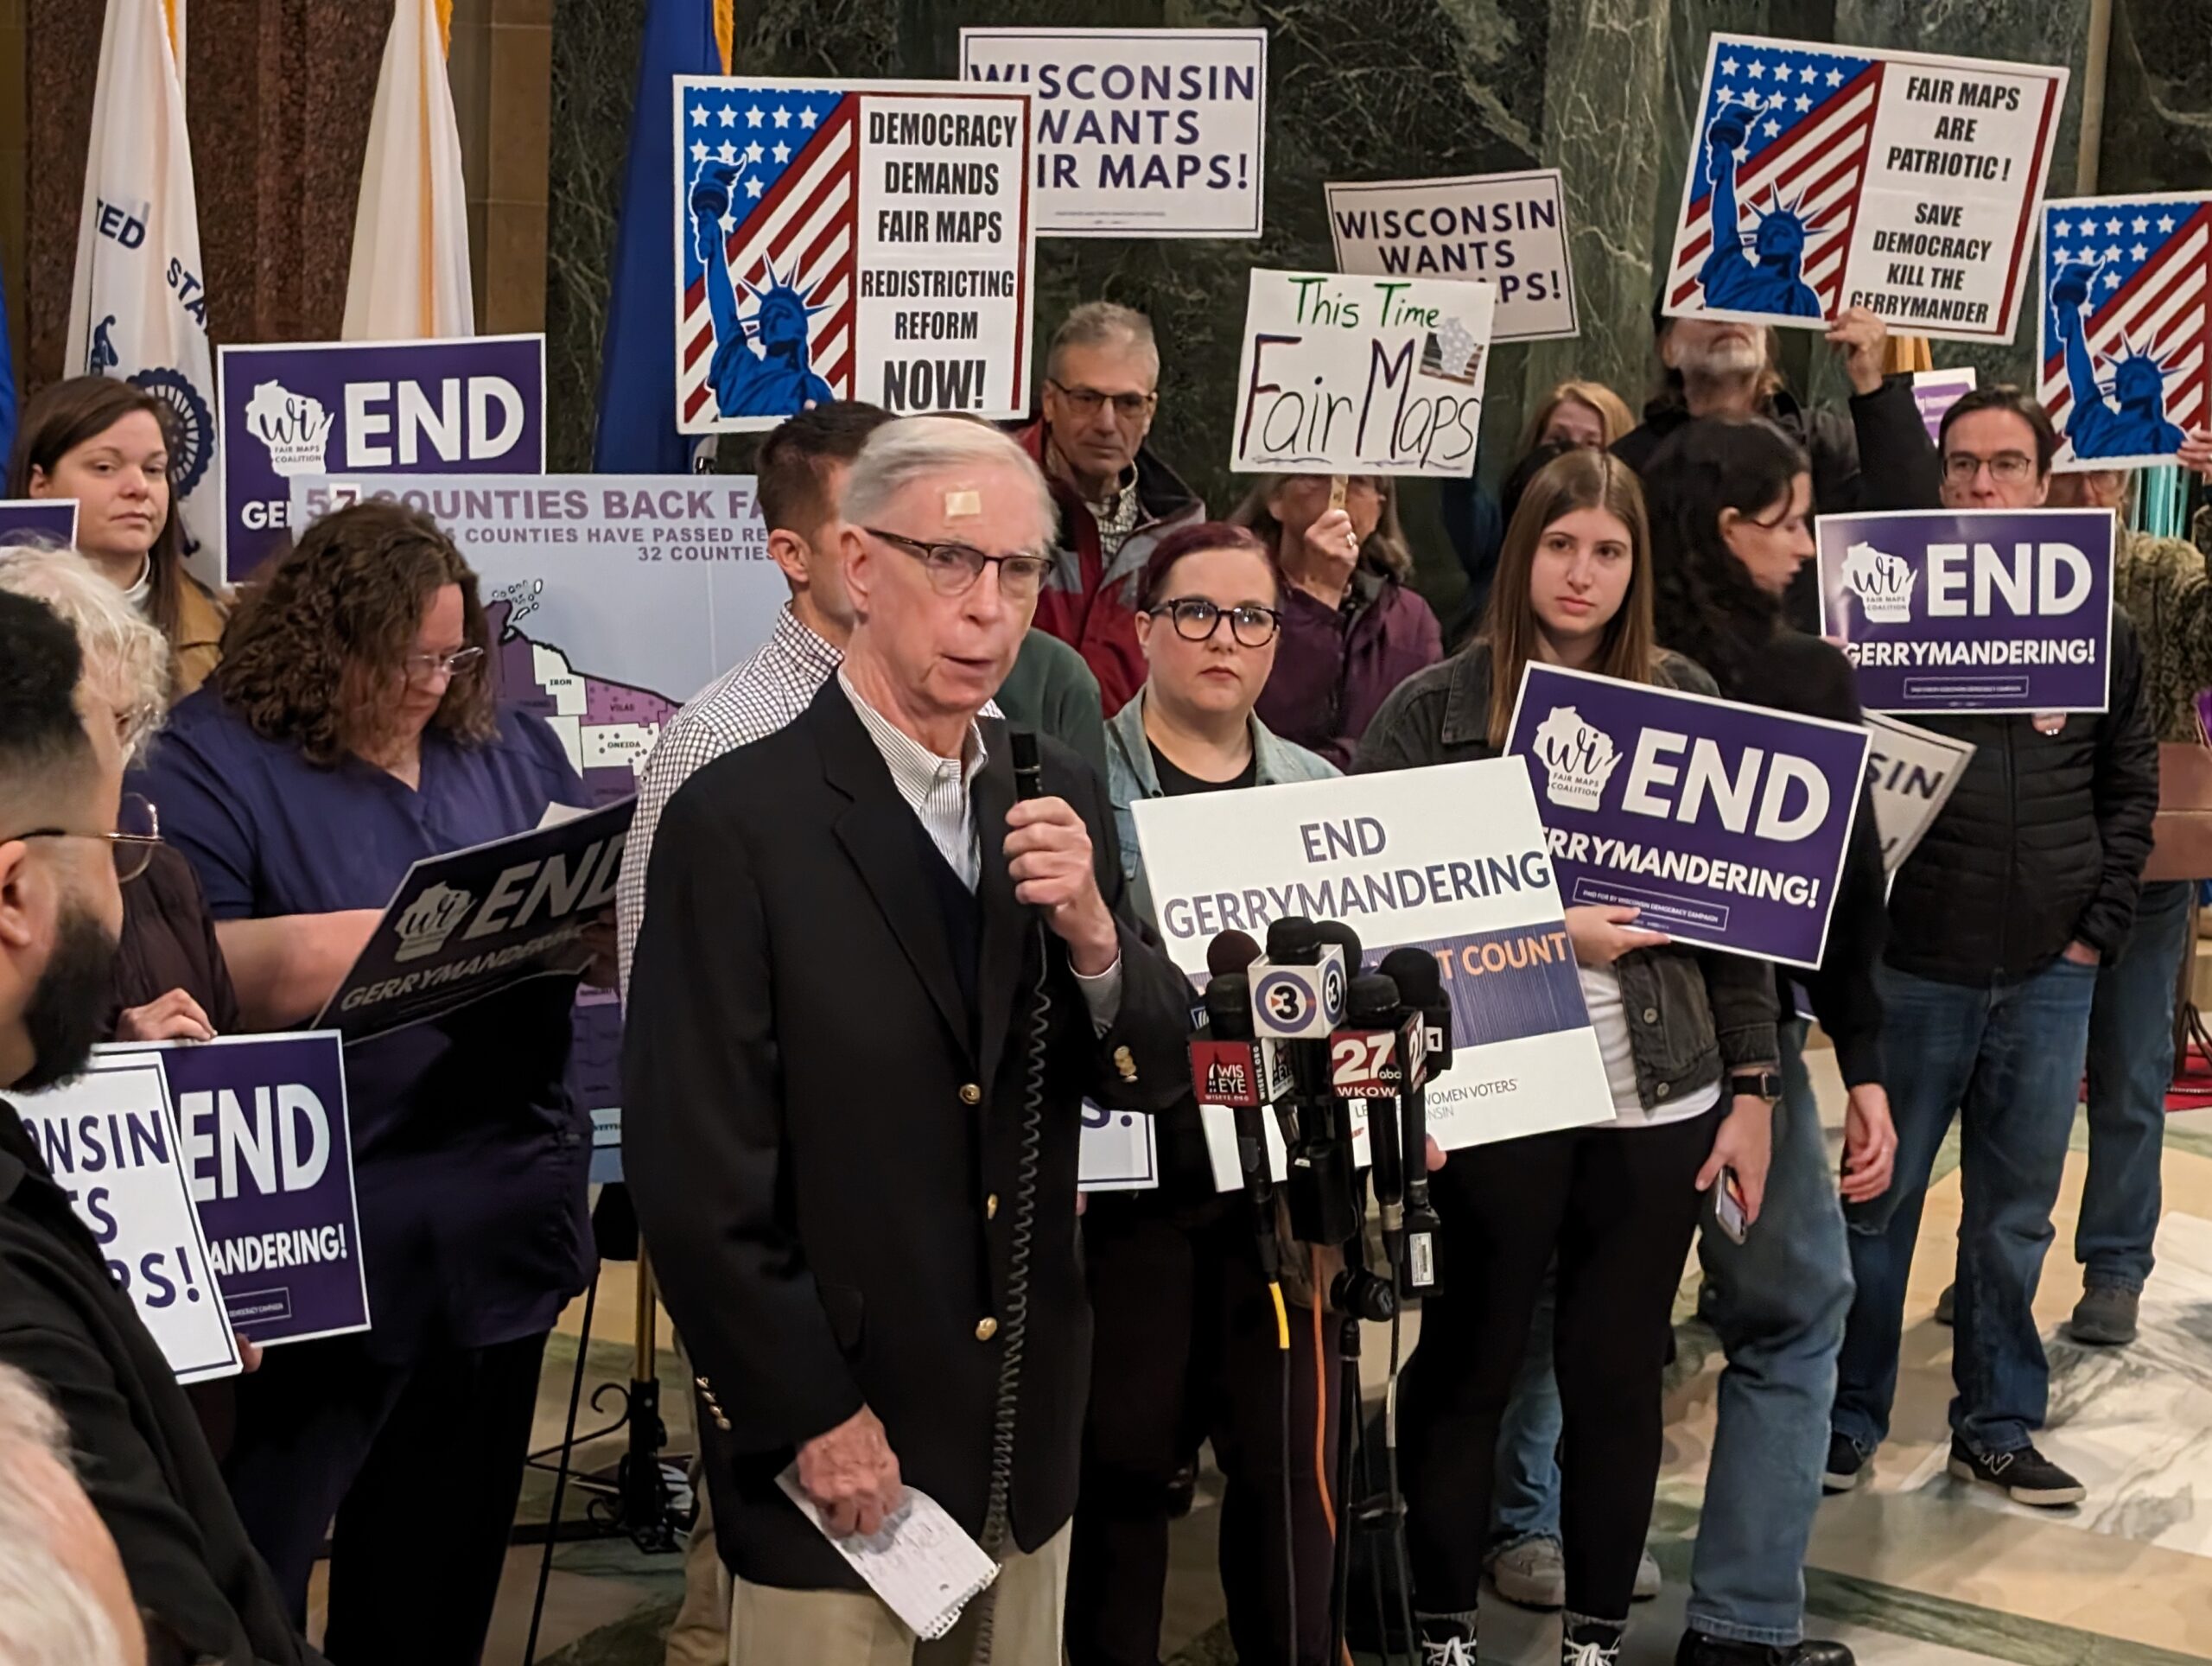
left=1185, top=916, right=1454, bottom=1300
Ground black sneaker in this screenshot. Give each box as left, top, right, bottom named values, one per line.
left=1563, top=1616, right=1624, bottom=1666
left=1935, top=1281, right=1955, bottom=1326
left=1821, top=1432, right=1868, bottom=1493
left=1419, top=1615, right=1478, bottom=1666
left=1676, top=1632, right=1856, bottom=1666
left=2069, top=1282, right=2140, bottom=1346
left=1947, top=1438, right=2085, bottom=1506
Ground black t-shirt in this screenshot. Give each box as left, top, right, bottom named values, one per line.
left=1148, top=740, right=1257, bottom=797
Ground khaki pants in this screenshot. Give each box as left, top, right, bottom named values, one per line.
left=664, top=1475, right=731, bottom=1666
left=727, top=1521, right=1071, bottom=1666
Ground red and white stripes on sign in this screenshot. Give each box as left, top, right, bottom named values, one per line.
left=1669, top=63, right=1884, bottom=315
left=678, top=98, right=858, bottom=423
left=2041, top=206, right=2211, bottom=433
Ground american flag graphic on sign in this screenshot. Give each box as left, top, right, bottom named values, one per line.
left=2037, top=194, right=2212, bottom=467
left=1667, top=39, right=1881, bottom=322
left=674, top=83, right=855, bottom=431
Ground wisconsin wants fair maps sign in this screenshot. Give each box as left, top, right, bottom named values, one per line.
left=1132, top=760, right=1612, bottom=1152
left=1505, top=664, right=1869, bottom=970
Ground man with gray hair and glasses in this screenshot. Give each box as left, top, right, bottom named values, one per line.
left=1020, top=301, right=1205, bottom=715
left=626, top=416, right=1191, bottom=1663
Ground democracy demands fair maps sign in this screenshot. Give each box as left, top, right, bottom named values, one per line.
left=1327, top=171, right=1578, bottom=342
left=1818, top=508, right=2116, bottom=714
left=0, top=500, right=79, bottom=545
left=1230, top=270, right=1496, bottom=476
left=316, top=799, right=632, bottom=1044
left=961, top=29, right=1265, bottom=238
left=2037, top=192, right=2212, bottom=470
left=14, top=1059, right=241, bottom=1384
left=109, top=1033, right=368, bottom=1347
left=1663, top=35, right=2065, bottom=342
left=289, top=472, right=782, bottom=1142
left=1132, top=760, right=1612, bottom=1152
left=219, top=335, right=547, bottom=582
left=1507, top=664, right=1870, bottom=970
left=673, top=76, right=1034, bottom=432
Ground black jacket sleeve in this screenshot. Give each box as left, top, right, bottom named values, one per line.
left=1733, top=634, right=1887, bottom=1087
left=2076, top=614, right=2160, bottom=957
left=623, top=782, right=868, bottom=1456
left=1826, top=377, right=1944, bottom=512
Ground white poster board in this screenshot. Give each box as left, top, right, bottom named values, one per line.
left=1864, top=713, right=1975, bottom=874
left=1131, top=760, right=1612, bottom=1154
left=1326, top=170, right=1578, bottom=342
left=1230, top=270, right=1496, bottom=476
left=15, top=1060, right=242, bottom=1383
left=959, top=29, right=1266, bottom=238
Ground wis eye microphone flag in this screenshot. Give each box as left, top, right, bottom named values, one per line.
left=594, top=0, right=734, bottom=473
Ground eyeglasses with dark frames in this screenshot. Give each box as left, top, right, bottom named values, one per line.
left=1046, top=378, right=1159, bottom=421
left=865, top=527, right=1055, bottom=601
left=7, top=792, right=162, bottom=882
left=1146, top=596, right=1283, bottom=648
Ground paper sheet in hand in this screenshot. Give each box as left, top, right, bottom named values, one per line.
left=776, top=1471, right=998, bottom=1640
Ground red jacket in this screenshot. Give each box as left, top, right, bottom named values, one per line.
left=1017, top=419, right=1205, bottom=714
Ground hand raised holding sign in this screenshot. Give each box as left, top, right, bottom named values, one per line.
left=1825, top=307, right=1891, bottom=397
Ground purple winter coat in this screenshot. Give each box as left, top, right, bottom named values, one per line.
left=1255, top=568, right=1444, bottom=769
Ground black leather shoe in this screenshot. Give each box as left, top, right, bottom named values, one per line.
left=1675, top=1632, right=1855, bottom=1666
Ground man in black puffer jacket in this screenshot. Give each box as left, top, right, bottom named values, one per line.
left=1826, top=387, right=2158, bottom=1514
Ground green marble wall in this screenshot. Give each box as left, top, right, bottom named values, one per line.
left=543, top=0, right=2165, bottom=605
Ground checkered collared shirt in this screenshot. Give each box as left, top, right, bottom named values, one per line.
left=615, top=605, right=842, bottom=996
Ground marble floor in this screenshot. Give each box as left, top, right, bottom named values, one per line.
left=303, top=1055, right=2212, bottom=1665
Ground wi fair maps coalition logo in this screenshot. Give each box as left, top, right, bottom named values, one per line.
left=1840, top=540, right=1916, bottom=621
left=243, top=382, right=334, bottom=478
left=1532, top=706, right=1624, bottom=811
left=394, top=882, right=474, bottom=963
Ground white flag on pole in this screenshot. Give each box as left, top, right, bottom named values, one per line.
left=66, top=0, right=221, bottom=588
left=342, top=0, right=475, bottom=340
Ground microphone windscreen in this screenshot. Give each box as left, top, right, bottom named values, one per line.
left=1346, top=973, right=1401, bottom=1023
left=1202, top=972, right=1253, bottom=1040
left=1206, top=928, right=1264, bottom=977
left=1380, top=945, right=1443, bottom=1007
left=1266, top=916, right=1319, bottom=962
left=1313, top=919, right=1363, bottom=970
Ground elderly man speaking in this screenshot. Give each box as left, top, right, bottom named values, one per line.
left=626, top=416, right=1192, bottom=1663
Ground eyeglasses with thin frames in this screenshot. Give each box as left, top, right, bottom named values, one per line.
left=1046, top=378, right=1158, bottom=422
left=865, top=527, right=1054, bottom=601
left=7, top=792, right=162, bottom=883
left=403, top=645, right=486, bottom=684
left=1147, top=596, right=1283, bottom=648
left=1942, top=450, right=2037, bottom=486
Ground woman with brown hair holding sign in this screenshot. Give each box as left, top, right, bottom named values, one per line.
left=1354, top=448, right=1777, bottom=1666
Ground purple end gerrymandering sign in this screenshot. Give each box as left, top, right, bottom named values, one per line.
left=1505, top=663, right=1870, bottom=970
left=1817, top=507, right=2115, bottom=715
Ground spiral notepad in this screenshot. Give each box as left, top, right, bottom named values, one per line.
left=776, top=1471, right=1000, bottom=1641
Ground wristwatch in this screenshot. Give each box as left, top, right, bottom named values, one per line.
left=1727, top=1070, right=1783, bottom=1104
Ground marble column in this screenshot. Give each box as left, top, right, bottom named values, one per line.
left=2098, top=0, right=2212, bottom=195
left=449, top=0, right=556, bottom=336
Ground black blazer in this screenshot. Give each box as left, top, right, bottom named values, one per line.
left=0, top=1105, right=319, bottom=1666
left=624, top=682, right=1192, bottom=1590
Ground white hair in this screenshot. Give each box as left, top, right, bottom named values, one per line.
left=0, top=1366, right=130, bottom=1666
left=0, top=544, right=171, bottom=762
left=838, top=416, right=1054, bottom=543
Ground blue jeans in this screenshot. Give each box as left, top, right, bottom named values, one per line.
left=1489, top=1274, right=1561, bottom=1548
left=1683, top=1019, right=1853, bottom=1648
left=1833, top=957, right=2097, bottom=1459
left=2079, top=880, right=2193, bottom=1292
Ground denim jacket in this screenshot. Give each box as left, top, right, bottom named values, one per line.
left=1105, top=689, right=1340, bottom=929
left=1354, top=644, right=1778, bottom=1110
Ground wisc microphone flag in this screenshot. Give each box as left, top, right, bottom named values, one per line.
left=66, top=0, right=221, bottom=588
left=342, top=0, right=475, bottom=340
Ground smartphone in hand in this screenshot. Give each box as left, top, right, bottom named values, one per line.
left=1713, top=1167, right=1750, bottom=1243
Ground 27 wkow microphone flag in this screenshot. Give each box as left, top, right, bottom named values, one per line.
left=67, top=0, right=220, bottom=588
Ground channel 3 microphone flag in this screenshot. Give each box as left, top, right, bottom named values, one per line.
left=343, top=0, right=475, bottom=340
left=593, top=0, right=734, bottom=472
left=67, top=0, right=221, bottom=588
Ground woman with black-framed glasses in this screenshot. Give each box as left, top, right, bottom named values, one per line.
left=1072, top=521, right=1343, bottom=1666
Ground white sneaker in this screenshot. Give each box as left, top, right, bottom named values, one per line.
left=1488, top=1536, right=1566, bottom=1609
left=1633, top=1548, right=1662, bottom=1601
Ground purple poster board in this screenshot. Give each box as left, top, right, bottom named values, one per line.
left=1505, top=663, right=1869, bottom=969
left=1817, top=507, right=2115, bottom=714
left=217, top=334, right=546, bottom=582
left=0, top=499, right=80, bottom=545
left=114, top=1033, right=370, bottom=1346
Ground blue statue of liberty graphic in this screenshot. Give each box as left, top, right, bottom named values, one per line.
left=2051, top=260, right=2187, bottom=461
left=1698, top=104, right=1825, bottom=320
left=690, top=159, right=836, bottom=420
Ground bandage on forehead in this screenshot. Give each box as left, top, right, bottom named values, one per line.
left=944, top=488, right=982, bottom=520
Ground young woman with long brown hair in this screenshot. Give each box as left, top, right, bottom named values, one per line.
left=1355, top=448, right=1778, bottom=1666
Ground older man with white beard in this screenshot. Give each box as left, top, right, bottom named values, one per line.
left=1613, top=303, right=1941, bottom=632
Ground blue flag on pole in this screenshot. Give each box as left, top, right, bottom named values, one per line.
left=593, top=0, right=728, bottom=472
left=0, top=261, right=16, bottom=472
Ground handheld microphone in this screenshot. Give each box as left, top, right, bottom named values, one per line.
left=1338, top=972, right=1408, bottom=1215
left=1280, top=921, right=1363, bottom=1250
left=1193, top=971, right=1287, bottom=1281
left=1010, top=728, right=1044, bottom=802
left=1380, top=946, right=1448, bottom=1293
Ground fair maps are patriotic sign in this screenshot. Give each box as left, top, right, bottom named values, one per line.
left=1664, top=35, right=2064, bottom=343
left=671, top=76, right=1035, bottom=435
left=2038, top=194, right=2212, bottom=470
